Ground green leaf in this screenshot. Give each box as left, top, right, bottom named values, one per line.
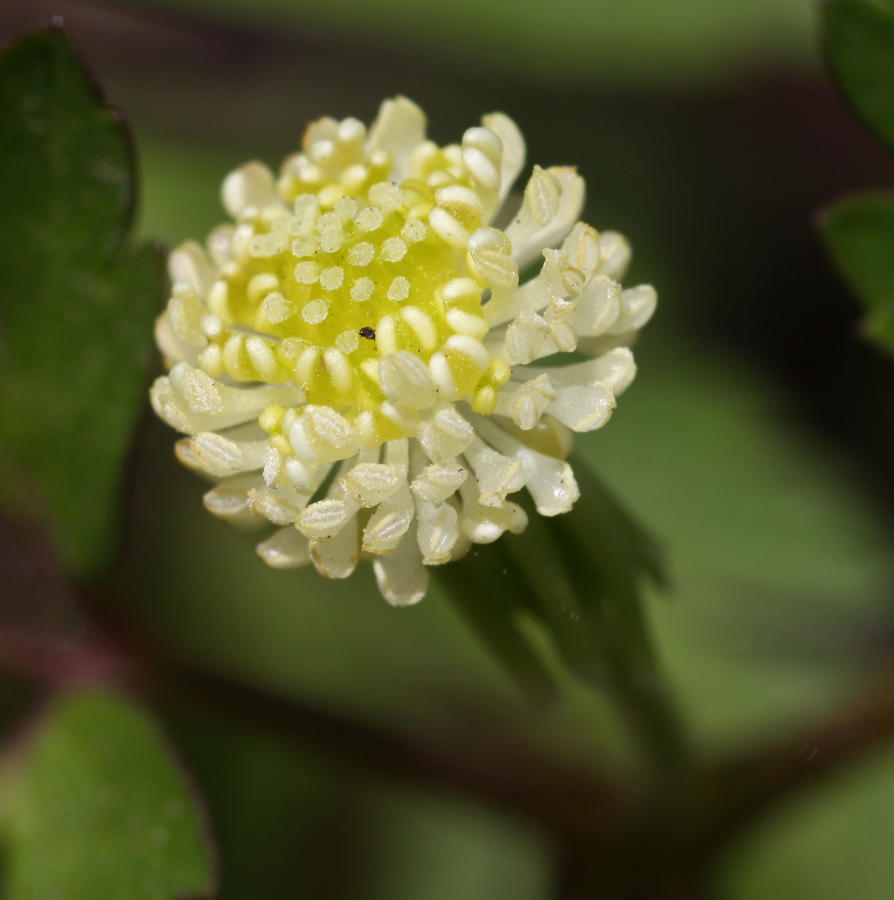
left=824, top=0, right=894, bottom=153
left=4, top=691, right=215, bottom=900
left=721, top=745, right=894, bottom=900
left=581, top=341, right=894, bottom=753
left=434, top=541, right=558, bottom=703
left=436, top=459, right=677, bottom=775
left=820, top=191, right=894, bottom=351
left=0, top=26, right=163, bottom=578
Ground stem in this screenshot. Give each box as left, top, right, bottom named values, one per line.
left=0, top=596, right=627, bottom=840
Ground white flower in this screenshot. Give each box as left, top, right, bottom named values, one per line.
left=151, top=97, right=656, bottom=606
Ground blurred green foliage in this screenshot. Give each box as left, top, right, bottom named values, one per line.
left=825, top=0, right=894, bottom=153
left=1, top=0, right=894, bottom=896
left=132, top=0, right=815, bottom=85
left=0, top=28, right=163, bottom=578
left=822, top=0, right=894, bottom=354
left=4, top=691, right=214, bottom=900
left=822, top=192, right=894, bottom=351
left=722, top=742, right=894, bottom=900
left=117, top=16, right=894, bottom=876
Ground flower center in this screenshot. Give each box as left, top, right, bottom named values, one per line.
left=196, top=175, right=511, bottom=450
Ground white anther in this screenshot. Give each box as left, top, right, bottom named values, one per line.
left=319, top=228, right=344, bottom=253
left=446, top=309, right=488, bottom=339
left=262, top=292, right=294, bottom=324
left=249, top=233, right=287, bottom=258
left=400, top=306, right=438, bottom=350
left=428, top=207, right=470, bottom=248
left=462, top=127, right=503, bottom=192
left=598, top=232, right=631, bottom=280
left=375, top=315, right=398, bottom=356
left=347, top=242, right=374, bottom=266
left=200, top=314, right=224, bottom=340
left=169, top=362, right=223, bottom=414
left=401, top=219, right=427, bottom=243
left=319, top=266, right=345, bottom=290
left=298, top=499, right=355, bottom=541
left=428, top=351, right=458, bottom=400
left=291, top=235, right=319, bottom=257
left=245, top=336, right=278, bottom=380
left=369, top=181, right=403, bottom=213
left=503, top=312, right=549, bottom=364
left=379, top=351, right=437, bottom=409
left=294, top=345, right=321, bottom=385
left=341, top=464, right=402, bottom=507
left=467, top=229, right=519, bottom=288
left=246, top=273, right=280, bottom=305
left=222, top=162, right=277, bottom=218
left=524, top=165, right=561, bottom=226
left=322, top=348, right=353, bottom=393
left=550, top=317, right=578, bottom=352
left=563, top=223, right=601, bottom=276
left=417, top=408, right=474, bottom=462
left=290, top=406, right=359, bottom=463
left=318, top=211, right=342, bottom=231
left=380, top=237, right=408, bottom=262
left=335, top=330, right=360, bottom=354
left=222, top=335, right=248, bottom=379
left=441, top=278, right=482, bottom=307
left=362, top=486, right=414, bottom=553
left=561, top=266, right=585, bottom=297
left=351, top=277, right=375, bottom=302
left=444, top=333, right=490, bottom=370
left=294, top=261, right=320, bottom=284
left=435, top=184, right=484, bottom=221
left=416, top=500, right=460, bottom=564
left=302, top=299, right=330, bottom=324
left=334, top=196, right=359, bottom=220
left=356, top=207, right=384, bottom=232
left=513, top=375, right=556, bottom=430
left=169, top=242, right=214, bottom=297
left=410, top=461, right=468, bottom=504
left=387, top=276, right=410, bottom=302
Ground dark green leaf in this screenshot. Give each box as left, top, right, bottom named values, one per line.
left=438, top=463, right=684, bottom=782
left=721, top=745, right=894, bottom=900
left=437, top=458, right=664, bottom=698
left=824, top=0, right=894, bottom=153
left=0, top=26, right=163, bottom=578
left=5, top=691, right=215, bottom=900
left=820, top=191, right=894, bottom=351
left=435, top=540, right=558, bottom=703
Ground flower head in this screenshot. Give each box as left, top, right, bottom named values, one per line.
left=151, top=97, right=656, bottom=605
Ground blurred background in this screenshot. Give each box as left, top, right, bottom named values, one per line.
left=4, top=0, right=894, bottom=897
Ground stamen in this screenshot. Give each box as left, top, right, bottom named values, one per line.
left=320, top=266, right=345, bottom=290
left=351, top=277, right=375, bottom=302
left=302, top=299, right=330, bottom=324
left=388, top=277, right=410, bottom=302
left=347, top=242, right=375, bottom=266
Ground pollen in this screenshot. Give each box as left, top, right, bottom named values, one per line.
left=194, top=158, right=500, bottom=448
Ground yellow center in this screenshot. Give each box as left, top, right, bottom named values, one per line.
left=194, top=173, right=510, bottom=450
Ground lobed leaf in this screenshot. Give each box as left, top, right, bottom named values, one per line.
left=0, top=26, right=163, bottom=578
left=438, top=459, right=664, bottom=699
left=4, top=691, right=215, bottom=900
left=820, top=191, right=894, bottom=352
left=824, top=0, right=894, bottom=155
